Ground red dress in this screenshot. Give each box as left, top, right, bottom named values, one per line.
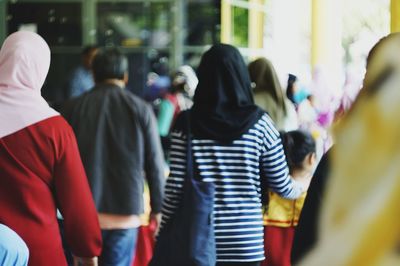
left=0, top=116, right=102, bottom=266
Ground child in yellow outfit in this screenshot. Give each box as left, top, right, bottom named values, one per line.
left=262, top=130, right=316, bottom=266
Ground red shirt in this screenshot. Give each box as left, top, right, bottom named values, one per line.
left=0, top=116, right=102, bottom=266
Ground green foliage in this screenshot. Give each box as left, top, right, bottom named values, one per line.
left=232, top=6, right=249, bottom=47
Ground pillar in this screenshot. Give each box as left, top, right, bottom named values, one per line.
left=221, top=0, right=232, bottom=44
left=171, top=0, right=185, bottom=70
left=248, top=0, right=264, bottom=50
left=391, top=0, right=400, bottom=33
left=311, top=0, right=342, bottom=88
left=82, top=0, right=96, bottom=45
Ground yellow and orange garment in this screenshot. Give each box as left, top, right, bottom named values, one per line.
left=264, top=191, right=307, bottom=227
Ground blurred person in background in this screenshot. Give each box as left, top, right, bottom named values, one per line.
left=309, top=66, right=340, bottom=129
left=248, top=58, right=298, bottom=131
left=298, top=32, right=400, bottom=266
left=157, top=65, right=198, bottom=159
left=286, top=74, right=309, bottom=107
left=0, top=31, right=102, bottom=266
left=62, top=48, right=165, bottom=266
left=291, top=71, right=360, bottom=264
left=157, top=65, right=198, bottom=138
left=144, top=56, right=171, bottom=104
left=66, top=45, right=98, bottom=98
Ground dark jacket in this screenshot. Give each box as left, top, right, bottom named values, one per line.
left=61, top=83, right=165, bottom=215
left=291, top=149, right=332, bottom=264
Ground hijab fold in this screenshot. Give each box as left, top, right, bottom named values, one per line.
left=191, top=44, right=263, bottom=141
left=0, top=31, right=58, bottom=138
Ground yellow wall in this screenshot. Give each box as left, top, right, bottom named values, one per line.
left=391, top=0, right=400, bottom=32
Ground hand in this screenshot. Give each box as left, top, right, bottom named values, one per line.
left=149, top=212, right=162, bottom=238
left=73, top=256, right=98, bottom=266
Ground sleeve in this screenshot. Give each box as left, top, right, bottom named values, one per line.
left=159, top=131, right=186, bottom=229
left=157, top=99, right=175, bottom=137
left=291, top=150, right=331, bottom=264
left=53, top=126, right=102, bottom=257
left=143, top=104, right=166, bottom=214
left=260, top=118, right=304, bottom=200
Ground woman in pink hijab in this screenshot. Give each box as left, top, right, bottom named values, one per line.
left=0, top=31, right=102, bottom=265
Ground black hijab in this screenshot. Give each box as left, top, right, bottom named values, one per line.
left=191, top=44, right=264, bottom=141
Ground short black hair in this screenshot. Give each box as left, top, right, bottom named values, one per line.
left=92, top=48, right=128, bottom=82
left=286, top=73, right=298, bottom=104
left=281, top=130, right=316, bottom=170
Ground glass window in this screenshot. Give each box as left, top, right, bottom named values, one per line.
left=232, top=6, right=249, bottom=47
left=187, top=0, right=220, bottom=45
left=97, top=2, right=171, bottom=48
left=7, top=2, right=82, bottom=46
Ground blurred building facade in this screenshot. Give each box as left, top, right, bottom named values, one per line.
left=0, top=0, right=398, bottom=103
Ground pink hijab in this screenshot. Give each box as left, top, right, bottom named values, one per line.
left=0, top=31, right=58, bottom=138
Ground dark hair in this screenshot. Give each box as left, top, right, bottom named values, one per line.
left=286, top=73, right=297, bottom=104
left=82, top=45, right=98, bottom=56
left=92, top=48, right=128, bottom=82
left=281, top=130, right=316, bottom=170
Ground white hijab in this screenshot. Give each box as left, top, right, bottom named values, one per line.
left=0, top=31, right=58, bottom=138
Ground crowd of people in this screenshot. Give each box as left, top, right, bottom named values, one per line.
left=1, top=29, right=399, bottom=266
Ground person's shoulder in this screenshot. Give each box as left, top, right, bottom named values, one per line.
left=257, top=112, right=274, bottom=127
left=123, top=90, right=153, bottom=112
left=254, top=112, right=281, bottom=140
left=60, top=92, right=87, bottom=115
left=33, top=116, right=74, bottom=138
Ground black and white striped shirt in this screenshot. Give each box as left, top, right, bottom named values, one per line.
left=161, top=114, right=304, bottom=262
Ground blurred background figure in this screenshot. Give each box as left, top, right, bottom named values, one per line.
left=157, top=65, right=198, bottom=138
left=286, top=74, right=309, bottom=107
left=309, top=66, right=340, bottom=129
left=298, top=33, right=400, bottom=266
left=248, top=57, right=298, bottom=131
left=262, top=130, right=316, bottom=266
left=66, top=45, right=98, bottom=98
left=335, top=68, right=363, bottom=119
left=0, top=31, right=101, bottom=266
left=157, top=65, right=198, bottom=160
left=144, top=56, right=171, bottom=104
left=291, top=63, right=362, bottom=266
left=0, top=224, right=29, bottom=266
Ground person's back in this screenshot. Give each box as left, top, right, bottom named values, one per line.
left=0, top=31, right=101, bottom=266
left=62, top=48, right=165, bottom=266
left=159, top=44, right=308, bottom=266
left=163, top=114, right=305, bottom=264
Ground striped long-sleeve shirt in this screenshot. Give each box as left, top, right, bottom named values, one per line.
left=160, top=114, right=304, bottom=262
